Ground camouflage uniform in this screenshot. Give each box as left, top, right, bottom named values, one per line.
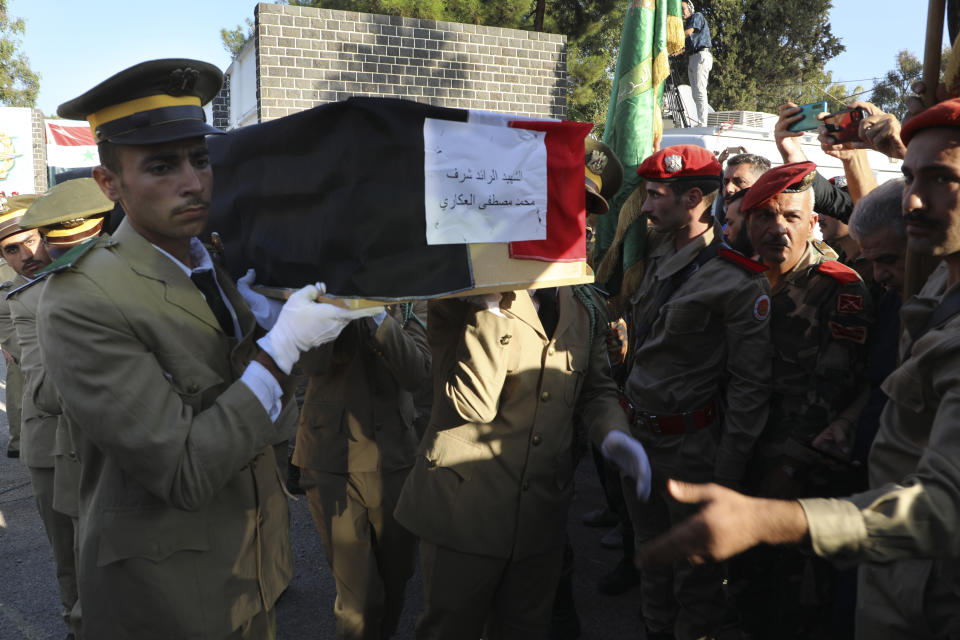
left=736, top=239, right=873, bottom=639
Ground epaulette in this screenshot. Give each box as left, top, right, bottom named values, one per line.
left=7, top=273, right=47, bottom=298
left=816, top=259, right=861, bottom=285
left=719, top=248, right=768, bottom=274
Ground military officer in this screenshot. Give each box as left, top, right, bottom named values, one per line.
left=395, top=171, right=651, bottom=637
left=0, top=196, right=47, bottom=459
left=6, top=179, right=113, bottom=638
left=637, top=99, right=960, bottom=638
left=293, top=300, right=430, bottom=640
left=619, top=145, right=772, bottom=640
left=39, top=59, right=379, bottom=639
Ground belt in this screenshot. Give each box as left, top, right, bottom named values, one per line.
left=635, top=400, right=718, bottom=435
left=694, top=47, right=710, bottom=54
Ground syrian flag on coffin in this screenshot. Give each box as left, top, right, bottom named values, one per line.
left=207, top=97, right=591, bottom=300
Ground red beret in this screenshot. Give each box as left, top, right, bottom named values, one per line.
left=900, top=97, right=960, bottom=145
left=637, top=144, right=721, bottom=181
left=741, top=161, right=816, bottom=213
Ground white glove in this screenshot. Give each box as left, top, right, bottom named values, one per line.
left=601, top=430, right=652, bottom=502
left=257, top=282, right=385, bottom=374
left=237, top=269, right=284, bottom=330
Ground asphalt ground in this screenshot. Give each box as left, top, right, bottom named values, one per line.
left=0, top=357, right=646, bottom=639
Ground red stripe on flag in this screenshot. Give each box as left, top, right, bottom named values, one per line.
left=508, top=120, right=592, bottom=262
left=46, top=122, right=96, bottom=146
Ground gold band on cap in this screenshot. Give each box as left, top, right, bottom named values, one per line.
left=0, top=208, right=28, bottom=222
left=41, top=217, right=104, bottom=247
left=585, top=167, right=603, bottom=193
left=87, top=94, right=202, bottom=137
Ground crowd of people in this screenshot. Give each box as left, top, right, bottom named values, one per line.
left=0, top=45, right=959, bottom=640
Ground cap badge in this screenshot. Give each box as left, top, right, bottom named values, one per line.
left=167, top=67, right=200, bottom=95
left=665, top=154, right=683, bottom=173
left=587, top=150, right=608, bottom=174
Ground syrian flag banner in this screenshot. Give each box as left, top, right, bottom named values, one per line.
left=45, top=120, right=99, bottom=169
left=208, top=97, right=592, bottom=300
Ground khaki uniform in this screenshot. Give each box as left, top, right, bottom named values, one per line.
left=0, top=277, right=24, bottom=455
left=293, top=302, right=430, bottom=640
left=9, top=279, right=80, bottom=634
left=37, top=220, right=295, bottom=639
left=801, top=262, right=960, bottom=638
left=622, top=223, right=771, bottom=639
left=395, top=288, right=627, bottom=639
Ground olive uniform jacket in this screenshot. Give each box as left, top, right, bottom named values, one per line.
left=801, top=263, right=960, bottom=638
left=10, top=281, right=61, bottom=469
left=37, top=220, right=296, bottom=639
left=395, top=288, right=629, bottom=560
left=10, top=279, right=81, bottom=515
left=293, top=301, right=430, bottom=475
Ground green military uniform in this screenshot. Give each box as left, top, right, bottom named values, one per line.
left=10, top=278, right=81, bottom=635
left=294, top=301, right=430, bottom=640
left=800, top=262, right=960, bottom=638
left=623, top=223, right=772, bottom=639
left=39, top=220, right=296, bottom=638
left=0, top=276, right=23, bottom=456
left=395, top=287, right=629, bottom=639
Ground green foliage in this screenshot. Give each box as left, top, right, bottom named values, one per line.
left=870, top=48, right=948, bottom=120
left=0, top=0, right=39, bottom=108
left=221, top=18, right=255, bottom=59
left=689, top=0, right=844, bottom=114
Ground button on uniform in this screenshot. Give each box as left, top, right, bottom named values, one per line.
left=532, top=434, right=542, bottom=446
left=540, top=391, right=550, bottom=402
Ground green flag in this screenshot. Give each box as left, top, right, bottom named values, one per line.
left=594, top=0, right=683, bottom=294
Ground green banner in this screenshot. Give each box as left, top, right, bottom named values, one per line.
left=594, top=0, right=683, bottom=288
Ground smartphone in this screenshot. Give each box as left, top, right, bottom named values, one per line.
left=786, top=101, right=828, bottom=133
left=823, top=107, right=867, bottom=144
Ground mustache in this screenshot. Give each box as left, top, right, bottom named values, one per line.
left=903, top=212, right=936, bottom=226
left=172, top=198, right=210, bottom=215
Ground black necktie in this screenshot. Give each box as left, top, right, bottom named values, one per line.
left=536, top=288, right=558, bottom=338
left=190, top=270, right=234, bottom=335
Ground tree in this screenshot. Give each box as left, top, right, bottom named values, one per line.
left=221, top=18, right=254, bottom=59
left=687, top=0, right=844, bottom=114
left=870, top=48, right=948, bottom=120
left=0, top=0, right=39, bottom=107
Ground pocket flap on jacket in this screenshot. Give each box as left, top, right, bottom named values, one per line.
left=97, top=507, right=210, bottom=567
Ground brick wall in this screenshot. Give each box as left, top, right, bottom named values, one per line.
left=253, top=2, right=567, bottom=123
left=31, top=109, right=47, bottom=193
left=212, top=72, right=231, bottom=131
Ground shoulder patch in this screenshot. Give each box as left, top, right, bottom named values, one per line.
left=719, top=248, right=767, bottom=274
left=816, top=259, right=861, bottom=285
left=753, top=294, right=771, bottom=321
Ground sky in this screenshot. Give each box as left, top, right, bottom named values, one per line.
left=5, top=0, right=950, bottom=117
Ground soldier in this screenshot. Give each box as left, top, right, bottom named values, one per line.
left=621, top=145, right=772, bottom=640
left=637, top=97, right=960, bottom=639
left=7, top=178, right=113, bottom=639
left=395, top=143, right=651, bottom=636
left=0, top=196, right=47, bottom=459
left=721, top=188, right=753, bottom=256
left=38, top=58, right=379, bottom=638
left=292, top=299, right=430, bottom=640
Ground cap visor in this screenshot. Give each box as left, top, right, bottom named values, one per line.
left=103, top=120, right=223, bottom=145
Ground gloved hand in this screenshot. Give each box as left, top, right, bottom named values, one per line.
left=257, top=282, right=385, bottom=374
left=237, top=269, right=284, bottom=330
left=602, top=430, right=652, bottom=502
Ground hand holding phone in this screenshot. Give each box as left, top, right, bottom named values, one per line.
left=823, top=108, right=867, bottom=144
left=786, top=101, right=828, bottom=133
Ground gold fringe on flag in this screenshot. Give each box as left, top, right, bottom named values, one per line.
left=594, top=185, right=649, bottom=312
left=667, top=13, right=685, bottom=55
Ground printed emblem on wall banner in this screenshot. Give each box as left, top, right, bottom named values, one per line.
left=753, top=294, right=770, bottom=321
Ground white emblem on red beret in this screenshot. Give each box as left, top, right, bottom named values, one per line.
left=665, top=154, right=683, bottom=173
